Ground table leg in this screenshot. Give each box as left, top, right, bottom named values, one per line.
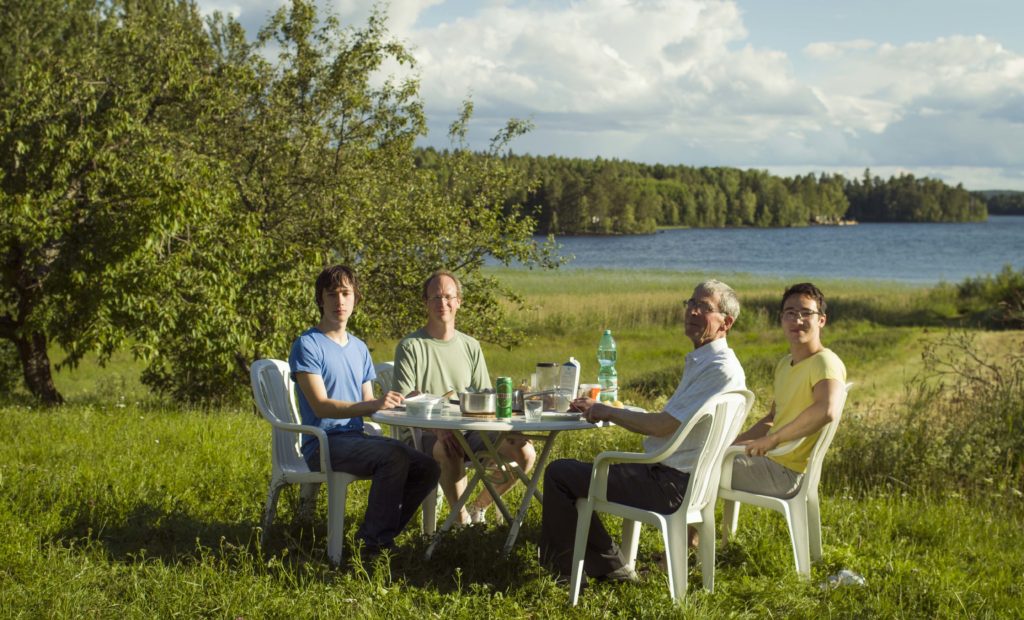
left=502, top=430, right=559, bottom=554
left=474, top=432, right=516, bottom=524
left=425, top=467, right=482, bottom=559
left=426, top=431, right=507, bottom=558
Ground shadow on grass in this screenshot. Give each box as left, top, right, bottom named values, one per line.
left=52, top=503, right=258, bottom=563
left=50, top=502, right=552, bottom=591
left=49, top=499, right=777, bottom=595
left=366, top=523, right=548, bottom=593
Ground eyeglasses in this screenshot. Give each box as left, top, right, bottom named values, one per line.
left=427, top=294, right=459, bottom=303
left=684, top=298, right=721, bottom=315
left=780, top=309, right=822, bottom=322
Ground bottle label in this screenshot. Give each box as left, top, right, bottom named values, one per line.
left=598, top=369, right=618, bottom=402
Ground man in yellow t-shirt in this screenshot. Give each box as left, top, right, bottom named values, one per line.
left=730, top=283, right=846, bottom=498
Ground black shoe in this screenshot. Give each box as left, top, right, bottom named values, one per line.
left=595, top=565, right=640, bottom=583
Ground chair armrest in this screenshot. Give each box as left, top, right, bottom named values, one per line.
left=718, top=445, right=745, bottom=491
left=365, top=421, right=383, bottom=436
left=718, top=438, right=805, bottom=491
left=593, top=449, right=662, bottom=467
left=588, top=448, right=661, bottom=502
left=766, top=438, right=806, bottom=457
left=265, top=419, right=331, bottom=474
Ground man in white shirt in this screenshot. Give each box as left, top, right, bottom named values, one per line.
left=539, top=279, right=747, bottom=582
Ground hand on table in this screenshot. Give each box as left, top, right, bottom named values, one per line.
left=572, top=397, right=607, bottom=423
left=376, top=390, right=404, bottom=411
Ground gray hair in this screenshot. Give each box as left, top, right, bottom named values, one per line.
left=693, top=279, right=740, bottom=320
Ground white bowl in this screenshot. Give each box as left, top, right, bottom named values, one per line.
left=405, top=395, right=442, bottom=417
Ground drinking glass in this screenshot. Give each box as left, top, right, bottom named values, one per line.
left=524, top=399, right=543, bottom=421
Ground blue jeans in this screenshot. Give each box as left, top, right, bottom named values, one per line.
left=307, top=433, right=440, bottom=549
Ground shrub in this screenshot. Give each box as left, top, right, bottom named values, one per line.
left=829, top=332, right=1024, bottom=496
left=956, top=264, right=1024, bottom=329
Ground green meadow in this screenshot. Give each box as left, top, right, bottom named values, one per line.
left=2, top=268, right=1023, bottom=618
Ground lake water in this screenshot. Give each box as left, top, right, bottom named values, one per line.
left=535, top=215, right=1023, bottom=284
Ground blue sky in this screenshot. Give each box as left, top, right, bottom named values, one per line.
left=198, top=0, right=1024, bottom=190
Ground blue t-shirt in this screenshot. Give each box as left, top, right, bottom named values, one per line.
left=288, top=328, right=376, bottom=459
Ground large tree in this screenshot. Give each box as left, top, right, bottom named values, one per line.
left=2, top=0, right=556, bottom=404
left=135, top=3, right=557, bottom=403
left=0, top=0, right=223, bottom=403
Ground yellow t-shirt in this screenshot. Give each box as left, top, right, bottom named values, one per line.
left=768, top=348, right=846, bottom=473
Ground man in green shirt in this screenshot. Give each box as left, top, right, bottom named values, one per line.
left=394, top=270, right=536, bottom=525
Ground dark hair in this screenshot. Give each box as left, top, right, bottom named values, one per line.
left=780, top=282, right=827, bottom=316
left=315, top=265, right=361, bottom=315
left=421, top=269, right=463, bottom=300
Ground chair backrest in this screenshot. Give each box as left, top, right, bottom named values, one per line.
left=686, top=389, right=755, bottom=512
left=800, top=382, right=852, bottom=493
left=372, top=361, right=395, bottom=396
left=251, top=358, right=310, bottom=473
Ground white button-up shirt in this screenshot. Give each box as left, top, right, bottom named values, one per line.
left=643, top=337, right=746, bottom=472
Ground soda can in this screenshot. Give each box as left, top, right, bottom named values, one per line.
left=496, top=376, right=513, bottom=418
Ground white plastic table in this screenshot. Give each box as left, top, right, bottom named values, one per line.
left=372, top=406, right=613, bottom=556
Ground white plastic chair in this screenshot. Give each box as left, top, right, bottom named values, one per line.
left=568, top=389, right=755, bottom=604
left=251, top=358, right=380, bottom=565
left=372, top=361, right=440, bottom=535
left=718, top=382, right=852, bottom=576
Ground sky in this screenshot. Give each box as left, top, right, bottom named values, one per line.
left=196, top=0, right=1024, bottom=191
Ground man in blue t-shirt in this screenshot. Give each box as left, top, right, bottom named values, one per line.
left=289, top=265, right=440, bottom=556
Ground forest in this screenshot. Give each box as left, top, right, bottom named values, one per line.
left=415, top=150, right=989, bottom=235
left=977, top=190, right=1024, bottom=215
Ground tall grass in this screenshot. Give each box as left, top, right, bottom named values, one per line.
left=829, top=331, right=1024, bottom=495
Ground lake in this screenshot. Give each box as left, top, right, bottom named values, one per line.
left=536, top=215, right=1023, bottom=284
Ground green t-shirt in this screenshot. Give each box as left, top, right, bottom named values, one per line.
left=768, top=348, right=846, bottom=473
left=392, top=328, right=491, bottom=397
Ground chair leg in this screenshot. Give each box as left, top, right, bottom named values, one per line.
left=785, top=501, right=812, bottom=577
left=326, top=473, right=351, bottom=566
left=663, top=524, right=689, bottom=601
left=261, top=480, right=284, bottom=549
left=807, top=496, right=823, bottom=562
left=620, top=519, right=642, bottom=570
left=568, top=500, right=594, bottom=606
left=721, top=499, right=740, bottom=544
left=298, top=482, right=321, bottom=523
left=697, top=511, right=717, bottom=592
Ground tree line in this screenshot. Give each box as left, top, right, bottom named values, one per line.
left=415, top=151, right=988, bottom=234
left=975, top=190, right=1024, bottom=215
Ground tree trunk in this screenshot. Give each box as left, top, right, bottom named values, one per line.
left=14, top=331, right=64, bottom=405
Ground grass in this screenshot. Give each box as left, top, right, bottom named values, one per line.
left=3, top=267, right=1023, bottom=618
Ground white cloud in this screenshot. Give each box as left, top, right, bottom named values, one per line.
left=196, top=0, right=1024, bottom=189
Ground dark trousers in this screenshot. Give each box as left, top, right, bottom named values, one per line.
left=540, top=458, right=691, bottom=576
left=307, top=433, right=440, bottom=549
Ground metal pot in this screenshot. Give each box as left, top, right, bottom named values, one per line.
left=512, top=389, right=525, bottom=412
left=459, top=391, right=496, bottom=415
